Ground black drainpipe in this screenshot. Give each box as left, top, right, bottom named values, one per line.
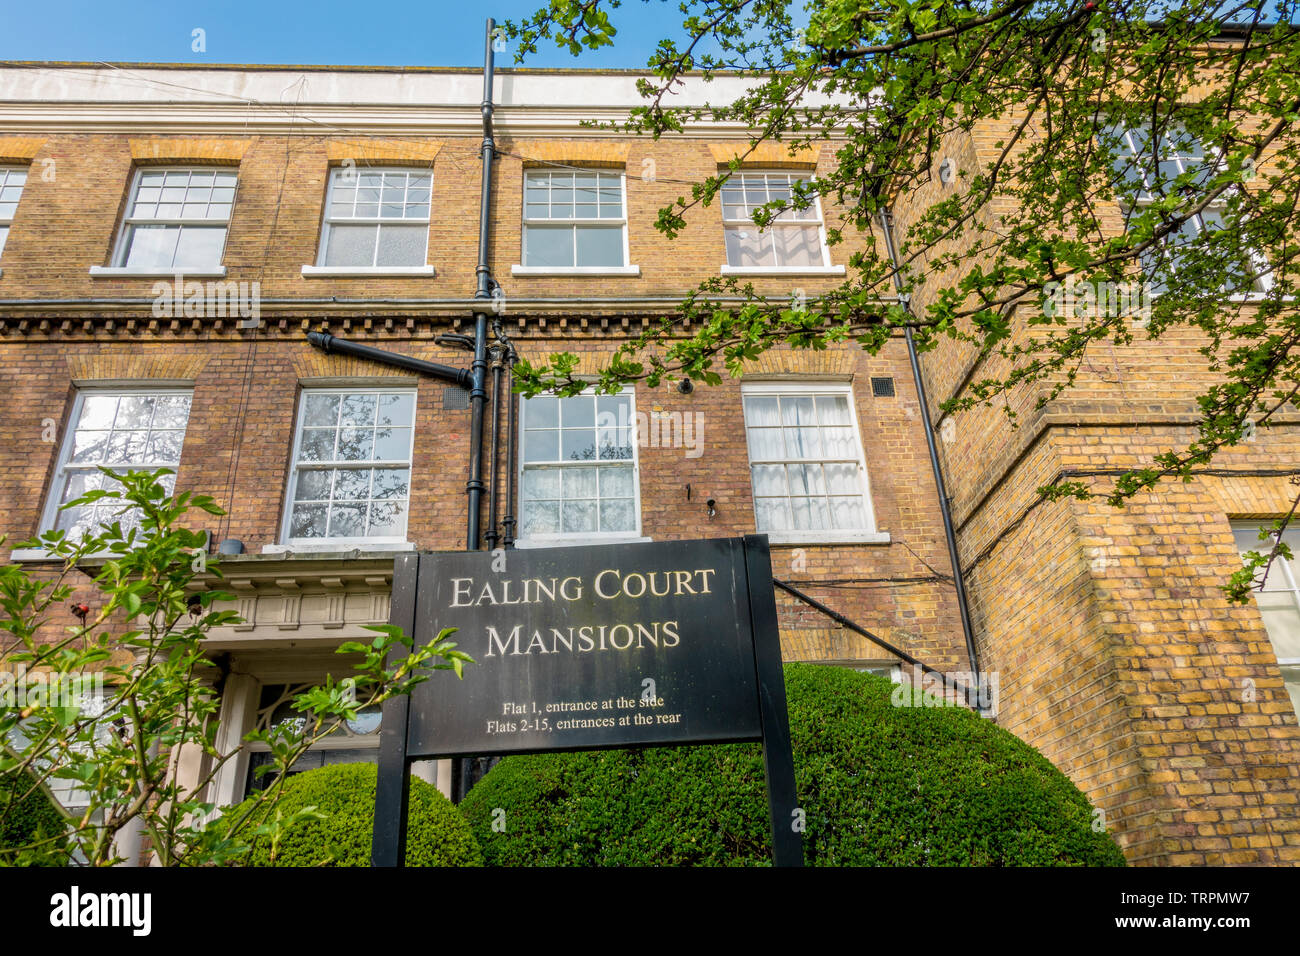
left=465, top=17, right=497, bottom=553
left=485, top=334, right=505, bottom=550
left=501, top=331, right=519, bottom=548
left=877, top=208, right=983, bottom=703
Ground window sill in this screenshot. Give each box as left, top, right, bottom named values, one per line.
left=514, top=535, right=651, bottom=550
left=263, top=541, right=416, bottom=555
left=89, top=266, right=227, bottom=278
left=720, top=265, right=846, bottom=276
left=301, top=265, right=436, bottom=277
left=8, top=547, right=59, bottom=563
left=510, top=265, right=641, bottom=277
left=764, top=530, right=891, bottom=546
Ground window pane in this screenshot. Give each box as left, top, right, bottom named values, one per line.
left=754, top=497, right=791, bottom=532
left=376, top=225, right=427, bottom=266
left=116, top=395, right=155, bottom=428
left=725, top=227, right=774, bottom=267
left=563, top=467, right=598, bottom=499
left=328, top=503, right=366, bottom=538
left=333, top=467, right=372, bottom=501
left=562, top=429, right=598, bottom=460
left=336, top=429, right=374, bottom=461
left=340, top=394, right=378, bottom=426
left=0, top=225, right=8, bottom=257
left=299, top=428, right=336, bottom=462
left=522, top=467, right=561, bottom=499
left=744, top=396, right=780, bottom=427
left=526, top=396, right=559, bottom=428
left=561, top=397, right=596, bottom=428
left=377, top=393, right=414, bottom=426
left=1255, top=591, right=1300, bottom=659
left=751, top=464, right=786, bottom=496
left=562, top=500, right=598, bottom=534
left=575, top=226, right=625, bottom=267
left=784, top=426, right=822, bottom=459
left=153, top=395, right=191, bottom=428
left=816, top=395, right=851, bottom=425
left=173, top=227, right=227, bottom=268
left=825, top=462, right=861, bottom=495
left=524, top=429, right=559, bottom=462
left=781, top=396, right=816, bottom=426
left=367, top=499, right=408, bottom=537
left=829, top=496, right=867, bottom=529
left=789, top=464, right=826, bottom=496
left=374, top=426, right=411, bottom=460
left=295, top=470, right=332, bottom=500
left=324, top=225, right=378, bottom=267
left=290, top=504, right=327, bottom=538
left=600, top=498, right=635, bottom=532
left=599, top=465, right=633, bottom=498
left=521, top=500, right=560, bottom=535
left=304, top=393, right=340, bottom=427
left=147, top=430, right=184, bottom=461
left=70, top=431, right=110, bottom=464
left=372, top=468, right=410, bottom=499
left=771, top=226, right=821, bottom=266
left=525, top=226, right=574, bottom=267
left=123, top=225, right=179, bottom=268
left=791, top=496, right=829, bottom=531
left=822, top=426, right=857, bottom=459
left=747, top=427, right=784, bottom=460
left=79, top=395, right=118, bottom=430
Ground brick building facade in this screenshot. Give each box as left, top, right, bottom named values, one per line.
left=0, top=61, right=1295, bottom=865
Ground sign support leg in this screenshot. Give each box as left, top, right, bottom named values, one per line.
left=743, top=535, right=804, bottom=867
left=372, top=552, right=418, bottom=867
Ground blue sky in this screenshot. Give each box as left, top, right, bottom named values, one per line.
left=0, top=0, right=670, bottom=68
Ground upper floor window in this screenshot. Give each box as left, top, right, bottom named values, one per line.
left=742, top=383, right=879, bottom=543
left=43, top=389, right=192, bottom=539
left=1232, top=523, right=1300, bottom=715
left=318, top=167, right=431, bottom=268
left=721, top=172, right=828, bottom=269
left=518, top=389, right=640, bottom=543
left=1106, top=124, right=1270, bottom=295
left=283, top=388, right=416, bottom=546
left=522, top=169, right=627, bottom=269
left=0, top=166, right=27, bottom=260
left=114, top=167, right=236, bottom=270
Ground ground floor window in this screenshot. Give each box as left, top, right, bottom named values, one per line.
left=242, top=682, right=381, bottom=796
left=1232, top=522, right=1300, bottom=715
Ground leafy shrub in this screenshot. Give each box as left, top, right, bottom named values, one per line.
left=460, top=664, right=1127, bottom=866
left=218, top=762, right=482, bottom=867
left=0, top=767, right=68, bottom=863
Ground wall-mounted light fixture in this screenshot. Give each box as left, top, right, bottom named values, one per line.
left=706, top=498, right=717, bottom=518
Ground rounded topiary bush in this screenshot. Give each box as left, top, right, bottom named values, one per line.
left=218, top=762, right=482, bottom=867
left=460, top=663, right=1127, bottom=866
left=0, top=769, right=68, bottom=861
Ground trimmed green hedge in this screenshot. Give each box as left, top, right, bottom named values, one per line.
left=218, top=762, right=482, bottom=867
left=460, top=664, right=1127, bottom=866
left=0, top=768, right=68, bottom=862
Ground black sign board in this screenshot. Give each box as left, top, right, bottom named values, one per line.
left=372, top=534, right=802, bottom=866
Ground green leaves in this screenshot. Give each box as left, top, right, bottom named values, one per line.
left=0, top=471, right=474, bottom=866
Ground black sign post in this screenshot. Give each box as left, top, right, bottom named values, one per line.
left=371, top=534, right=802, bottom=866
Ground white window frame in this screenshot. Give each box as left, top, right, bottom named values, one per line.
left=512, top=169, right=640, bottom=276
left=1231, top=521, right=1300, bottom=716
left=741, top=381, right=888, bottom=545
left=95, top=166, right=236, bottom=277
left=719, top=170, right=844, bottom=276
left=0, top=164, right=27, bottom=271
left=279, top=386, right=418, bottom=551
left=1107, top=124, right=1274, bottom=299
left=515, top=386, right=648, bottom=548
left=36, top=386, right=194, bottom=541
left=304, top=166, right=435, bottom=276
